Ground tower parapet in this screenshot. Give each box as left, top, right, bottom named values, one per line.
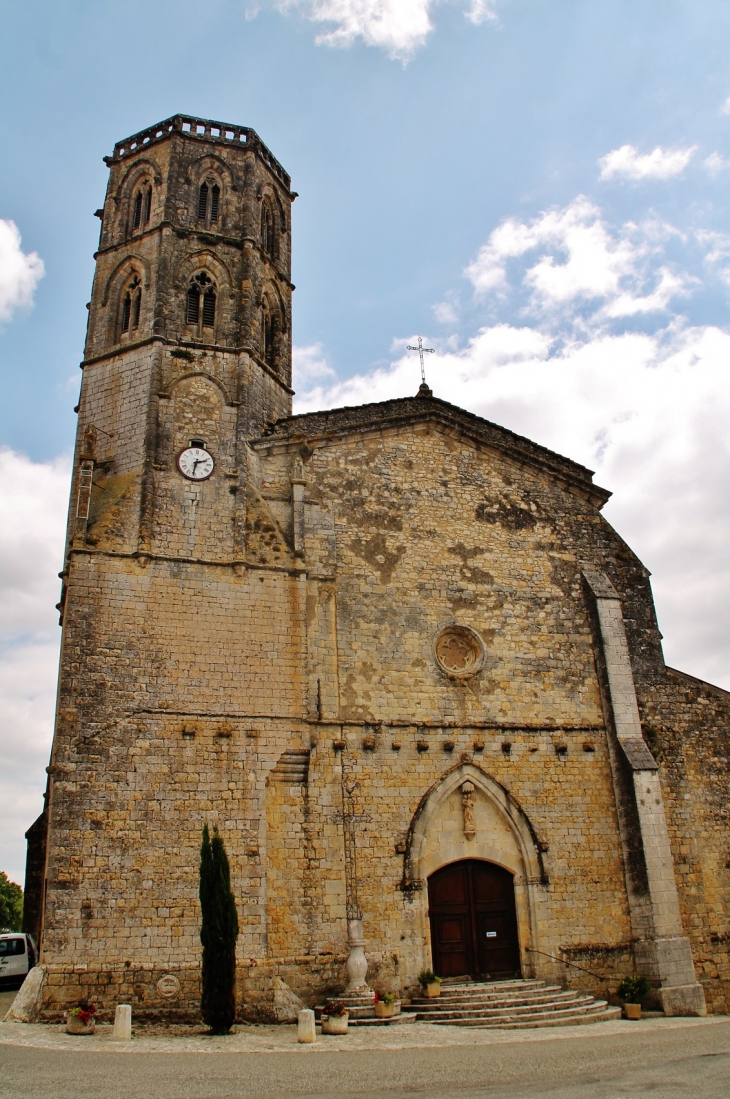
left=105, top=115, right=291, bottom=191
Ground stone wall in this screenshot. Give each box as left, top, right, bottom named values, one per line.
left=638, top=670, right=730, bottom=1014
left=38, top=117, right=728, bottom=1023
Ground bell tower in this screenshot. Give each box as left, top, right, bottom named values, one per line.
left=88, top=114, right=294, bottom=423
left=38, top=119, right=304, bottom=980
left=65, top=115, right=297, bottom=564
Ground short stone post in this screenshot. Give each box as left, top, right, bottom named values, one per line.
left=112, top=1004, right=132, bottom=1041
left=297, top=1008, right=316, bottom=1044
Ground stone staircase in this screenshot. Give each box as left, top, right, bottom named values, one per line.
left=411, top=979, right=621, bottom=1029
left=316, top=990, right=418, bottom=1027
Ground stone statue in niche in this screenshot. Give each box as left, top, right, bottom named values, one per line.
left=461, top=780, right=476, bottom=838
left=291, top=455, right=305, bottom=483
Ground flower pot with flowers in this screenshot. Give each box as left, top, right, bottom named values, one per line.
left=321, top=1000, right=349, bottom=1034
left=617, top=976, right=650, bottom=1020
left=66, top=1002, right=97, bottom=1034
left=374, top=992, right=398, bottom=1018
left=418, top=970, right=442, bottom=998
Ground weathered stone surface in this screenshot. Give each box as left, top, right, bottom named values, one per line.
left=297, top=1008, right=316, bottom=1042
left=273, top=978, right=304, bottom=1023
left=112, top=1004, right=132, bottom=1040
left=31, top=115, right=730, bottom=1024
left=5, top=967, right=46, bottom=1023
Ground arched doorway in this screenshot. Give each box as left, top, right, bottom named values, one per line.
left=428, top=860, right=521, bottom=980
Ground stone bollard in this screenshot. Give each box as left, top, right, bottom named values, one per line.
left=112, top=1004, right=132, bottom=1041
left=297, top=1008, right=316, bottom=1044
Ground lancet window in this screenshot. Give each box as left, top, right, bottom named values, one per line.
left=262, top=200, right=275, bottom=257
left=120, top=274, right=142, bottom=335
left=132, top=185, right=152, bottom=231
left=197, top=180, right=221, bottom=224
left=262, top=305, right=277, bottom=369
left=186, top=272, right=217, bottom=335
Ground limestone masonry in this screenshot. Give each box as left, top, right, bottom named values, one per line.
left=25, top=116, right=729, bottom=1022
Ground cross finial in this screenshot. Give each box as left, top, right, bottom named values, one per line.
left=406, top=336, right=435, bottom=389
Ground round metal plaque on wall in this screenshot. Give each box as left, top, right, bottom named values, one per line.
left=157, top=973, right=181, bottom=1000
left=434, top=625, right=485, bottom=679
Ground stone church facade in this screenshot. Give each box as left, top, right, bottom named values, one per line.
left=25, top=116, right=730, bottom=1021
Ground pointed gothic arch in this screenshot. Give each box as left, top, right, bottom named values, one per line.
left=403, top=763, right=548, bottom=890
left=102, top=254, right=151, bottom=307
left=114, top=159, right=163, bottom=242
left=101, top=258, right=149, bottom=346
left=401, top=762, right=549, bottom=980
left=260, top=286, right=286, bottom=374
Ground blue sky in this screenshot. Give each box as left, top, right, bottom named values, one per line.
left=1, top=0, right=730, bottom=881
left=3, top=0, right=730, bottom=457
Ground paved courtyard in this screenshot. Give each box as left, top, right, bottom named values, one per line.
left=1, top=993, right=728, bottom=1099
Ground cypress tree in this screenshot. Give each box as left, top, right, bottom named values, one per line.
left=199, top=824, right=239, bottom=1033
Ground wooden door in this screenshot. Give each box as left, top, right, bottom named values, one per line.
left=427, top=860, right=521, bottom=980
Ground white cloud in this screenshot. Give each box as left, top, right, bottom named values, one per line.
left=277, top=0, right=433, bottom=57
left=0, top=638, right=62, bottom=885
left=464, top=0, right=498, bottom=24
left=294, top=322, right=730, bottom=695
left=602, top=266, right=687, bottom=318
left=0, top=449, right=69, bottom=882
left=293, top=342, right=336, bottom=389
left=432, top=298, right=459, bottom=325
left=274, top=0, right=498, bottom=59
left=464, top=197, right=686, bottom=320
left=0, top=449, right=70, bottom=638
left=599, top=144, right=696, bottom=182
left=703, top=151, right=730, bottom=175
left=720, top=96, right=730, bottom=116
left=0, top=220, right=44, bottom=324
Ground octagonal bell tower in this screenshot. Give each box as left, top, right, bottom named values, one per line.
left=64, top=115, right=297, bottom=565
left=35, top=119, right=304, bottom=992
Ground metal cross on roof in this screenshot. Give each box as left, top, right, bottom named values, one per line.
left=406, top=336, right=436, bottom=384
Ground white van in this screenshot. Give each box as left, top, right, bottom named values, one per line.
left=0, top=933, right=37, bottom=988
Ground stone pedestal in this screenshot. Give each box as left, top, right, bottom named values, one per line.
left=345, top=919, right=370, bottom=993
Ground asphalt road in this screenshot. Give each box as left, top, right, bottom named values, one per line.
left=2, top=1021, right=729, bottom=1099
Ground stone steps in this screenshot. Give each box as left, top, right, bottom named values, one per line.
left=346, top=1012, right=418, bottom=1027
left=414, top=986, right=575, bottom=1011
left=412, top=979, right=621, bottom=1029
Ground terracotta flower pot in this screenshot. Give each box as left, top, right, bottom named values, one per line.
left=321, top=1012, right=349, bottom=1034
left=623, top=1003, right=642, bottom=1020
left=374, top=1001, right=396, bottom=1018
left=422, top=982, right=441, bottom=998
left=66, top=1014, right=96, bottom=1035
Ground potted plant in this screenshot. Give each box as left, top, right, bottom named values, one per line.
left=321, top=1000, right=349, bottom=1034
left=66, top=1002, right=97, bottom=1035
left=617, top=976, right=650, bottom=1020
left=418, top=970, right=442, bottom=998
left=374, top=991, right=398, bottom=1018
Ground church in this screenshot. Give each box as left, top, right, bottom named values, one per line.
left=24, top=115, right=730, bottom=1022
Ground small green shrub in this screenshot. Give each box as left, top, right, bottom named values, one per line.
left=417, top=970, right=441, bottom=987
left=617, top=976, right=651, bottom=1004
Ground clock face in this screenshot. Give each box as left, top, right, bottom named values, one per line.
left=177, top=446, right=215, bottom=481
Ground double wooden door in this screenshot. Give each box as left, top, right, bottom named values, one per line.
left=427, top=860, right=521, bottom=980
